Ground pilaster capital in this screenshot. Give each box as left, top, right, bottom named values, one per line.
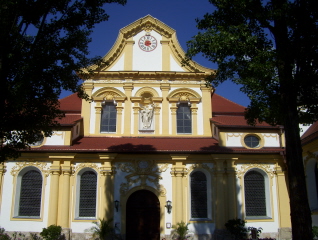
left=170, top=167, right=188, bottom=177
left=123, top=82, right=134, bottom=91
left=160, top=83, right=171, bottom=91
left=125, top=40, right=135, bottom=45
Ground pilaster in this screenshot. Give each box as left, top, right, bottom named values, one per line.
left=59, top=161, right=72, bottom=228
left=99, top=154, right=117, bottom=220
left=215, top=160, right=226, bottom=229
left=48, top=161, right=61, bottom=226
left=201, top=85, right=212, bottom=136
left=161, top=83, right=170, bottom=135
left=170, top=155, right=188, bottom=223
left=82, top=83, right=94, bottom=136
left=124, top=39, right=134, bottom=70
left=161, top=40, right=170, bottom=71
left=0, top=163, right=6, bottom=209
left=275, top=163, right=291, bottom=228
left=123, top=82, right=134, bottom=135
left=169, top=98, right=179, bottom=135
left=225, top=158, right=238, bottom=221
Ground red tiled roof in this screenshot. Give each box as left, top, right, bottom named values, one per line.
left=211, top=93, right=274, bottom=128
left=57, top=93, right=82, bottom=126
left=212, top=115, right=274, bottom=128
left=28, top=136, right=283, bottom=154
left=212, top=93, right=246, bottom=114
left=57, top=114, right=82, bottom=125
left=301, top=121, right=318, bottom=145
left=59, top=93, right=82, bottom=112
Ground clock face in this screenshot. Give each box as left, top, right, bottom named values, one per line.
left=138, top=35, right=157, bottom=52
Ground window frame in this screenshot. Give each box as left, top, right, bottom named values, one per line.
left=75, top=168, right=98, bottom=220
left=100, top=101, right=117, bottom=133
left=176, top=102, right=192, bottom=134
left=243, top=169, right=271, bottom=219
left=13, top=167, right=43, bottom=219
left=189, top=169, right=212, bottom=221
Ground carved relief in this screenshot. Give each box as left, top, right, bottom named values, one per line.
left=72, top=163, right=100, bottom=175
left=118, top=160, right=167, bottom=196
left=236, top=163, right=275, bottom=179
left=11, top=161, right=49, bottom=177
left=188, top=163, right=213, bottom=173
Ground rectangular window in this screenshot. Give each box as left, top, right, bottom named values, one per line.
left=101, top=103, right=117, bottom=133
left=177, top=103, right=192, bottom=134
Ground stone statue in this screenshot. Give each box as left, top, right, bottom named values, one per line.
left=140, top=104, right=154, bottom=129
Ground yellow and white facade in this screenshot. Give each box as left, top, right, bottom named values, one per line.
left=0, top=15, right=292, bottom=240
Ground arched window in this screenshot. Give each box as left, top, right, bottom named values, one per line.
left=190, top=171, right=207, bottom=218
left=78, top=170, right=97, bottom=218
left=244, top=170, right=268, bottom=217
left=18, top=169, right=43, bottom=217
left=177, top=103, right=191, bottom=134
left=100, top=102, right=117, bottom=133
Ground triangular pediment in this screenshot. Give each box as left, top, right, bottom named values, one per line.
left=89, top=15, right=215, bottom=77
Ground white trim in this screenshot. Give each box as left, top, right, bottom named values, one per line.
left=244, top=168, right=271, bottom=219
left=74, top=168, right=98, bottom=219
left=189, top=169, right=212, bottom=220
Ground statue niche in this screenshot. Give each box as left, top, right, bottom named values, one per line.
left=139, top=93, right=155, bottom=132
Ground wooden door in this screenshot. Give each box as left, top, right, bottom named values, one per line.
left=126, top=190, right=160, bottom=240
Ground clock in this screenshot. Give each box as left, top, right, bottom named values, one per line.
left=138, top=35, right=157, bottom=52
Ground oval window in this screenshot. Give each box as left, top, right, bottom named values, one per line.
left=244, top=135, right=260, bottom=148
left=30, top=132, right=44, bottom=147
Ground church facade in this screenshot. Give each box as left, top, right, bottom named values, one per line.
left=0, top=16, right=292, bottom=240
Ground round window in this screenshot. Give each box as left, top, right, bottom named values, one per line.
left=244, top=135, right=260, bottom=148
left=30, top=132, right=44, bottom=147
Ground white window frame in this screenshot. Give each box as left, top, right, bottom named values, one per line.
left=189, top=169, right=212, bottom=220
left=100, top=101, right=117, bottom=133
left=75, top=168, right=98, bottom=219
left=13, top=166, right=43, bottom=218
left=243, top=168, right=271, bottom=219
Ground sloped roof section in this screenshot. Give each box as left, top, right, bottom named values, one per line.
left=212, top=93, right=246, bottom=115
left=211, top=93, right=275, bottom=128
left=301, top=121, right=318, bottom=145
left=57, top=93, right=82, bottom=126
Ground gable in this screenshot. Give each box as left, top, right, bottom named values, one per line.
left=89, top=15, right=214, bottom=74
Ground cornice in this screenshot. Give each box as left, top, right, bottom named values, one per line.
left=90, top=71, right=212, bottom=80
left=84, top=15, right=216, bottom=75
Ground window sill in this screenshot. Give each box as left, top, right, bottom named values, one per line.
left=245, top=216, right=273, bottom=222
left=73, top=217, right=97, bottom=222
left=189, top=218, right=213, bottom=223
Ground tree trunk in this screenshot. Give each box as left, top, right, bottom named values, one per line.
left=273, top=0, right=313, bottom=238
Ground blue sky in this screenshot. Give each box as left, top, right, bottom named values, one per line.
left=61, top=0, right=250, bottom=107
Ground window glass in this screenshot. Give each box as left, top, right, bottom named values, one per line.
left=79, top=171, right=97, bottom=217
left=19, top=170, right=42, bottom=217
left=101, top=103, right=117, bottom=133
left=244, top=170, right=266, bottom=216
left=244, top=135, right=260, bottom=148
left=177, top=103, right=191, bottom=134
left=191, top=171, right=207, bottom=218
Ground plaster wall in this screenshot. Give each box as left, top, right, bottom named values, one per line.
left=226, top=133, right=280, bottom=147
left=170, top=55, right=185, bottom=72
left=133, top=30, right=162, bottom=71
left=0, top=161, right=51, bottom=232
left=108, top=53, right=125, bottom=71
left=45, top=131, right=65, bottom=145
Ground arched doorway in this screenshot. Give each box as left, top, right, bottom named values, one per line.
left=126, top=190, right=160, bottom=240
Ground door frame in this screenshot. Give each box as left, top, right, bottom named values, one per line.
left=121, top=186, right=166, bottom=238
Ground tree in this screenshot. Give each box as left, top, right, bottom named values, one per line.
left=186, top=0, right=318, bottom=239
left=0, top=0, right=126, bottom=161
